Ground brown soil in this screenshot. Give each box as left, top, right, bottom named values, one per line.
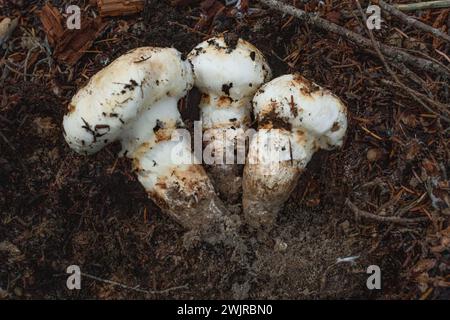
left=0, top=0, right=448, bottom=299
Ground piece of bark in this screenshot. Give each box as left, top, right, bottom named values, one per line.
left=54, top=17, right=107, bottom=65
left=96, top=0, right=145, bottom=17
left=39, top=4, right=65, bottom=46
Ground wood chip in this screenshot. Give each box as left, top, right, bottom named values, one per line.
left=96, top=0, right=145, bottom=17
left=54, top=17, right=107, bottom=65
left=38, top=4, right=65, bottom=46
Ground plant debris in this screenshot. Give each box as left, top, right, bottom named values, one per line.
left=95, top=0, right=145, bottom=17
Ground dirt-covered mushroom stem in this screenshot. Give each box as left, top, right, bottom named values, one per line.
left=243, top=73, right=348, bottom=230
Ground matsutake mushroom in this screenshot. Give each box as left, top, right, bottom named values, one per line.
left=63, top=47, right=240, bottom=244
left=242, top=73, right=348, bottom=230
left=188, top=36, right=272, bottom=203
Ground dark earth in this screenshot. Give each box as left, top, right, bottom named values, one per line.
left=0, top=0, right=449, bottom=299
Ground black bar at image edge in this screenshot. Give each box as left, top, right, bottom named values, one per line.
left=0, top=300, right=443, bottom=318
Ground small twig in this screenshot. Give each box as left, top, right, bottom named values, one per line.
left=23, top=45, right=39, bottom=81
left=380, top=79, right=450, bottom=120
left=81, top=272, right=188, bottom=295
left=2, top=60, right=36, bottom=78
left=435, top=48, right=450, bottom=63
left=376, top=0, right=450, bottom=43
left=346, top=199, right=428, bottom=225
left=167, top=20, right=209, bottom=37
left=367, top=193, right=429, bottom=253
left=355, top=0, right=450, bottom=123
left=395, top=0, right=450, bottom=12
left=256, top=0, right=450, bottom=78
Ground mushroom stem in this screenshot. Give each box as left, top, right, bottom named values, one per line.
left=243, top=129, right=305, bottom=228
left=126, top=99, right=240, bottom=242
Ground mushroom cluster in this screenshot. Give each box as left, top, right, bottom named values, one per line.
left=188, top=36, right=272, bottom=203
left=63, top=36, right=348, bottom=243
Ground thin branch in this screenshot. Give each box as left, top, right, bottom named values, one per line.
left=377, top=0, right=450, bottom=43
left=81, top=272, right=188, bottom=296
left=395, top=0, right=450, bottom=12
left=380, top=79, right=450, bottom=120
left=354, top=0, right=450, bottom=123
left=256, top=0, right=450, bottom=78
left=345, top=199, right=429, bottom=225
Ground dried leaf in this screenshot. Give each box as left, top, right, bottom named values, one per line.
left=0, top=241, right=24, bottom=263
left=34, top=117, right=56, bottom=136
left=400, top=113, right=418, bottom=127
left=405, top=140, right=421, bottom=161
left=412, top=259, right=436, bottom=274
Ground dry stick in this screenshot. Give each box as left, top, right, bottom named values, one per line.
left=256, top=0, right=450, bottom=78
left=345, top=199, right=428, bottom=224
left=367, top=194, right=429, bottom=254
left=376, top=0, right=450, bottom=43
left=81, top=272, right=188, bottom=295
left=381, top=79, right=450, bottom=116
left=354, top=0, right=450, bottom=123
left=396, top=0, right=450, bottom=12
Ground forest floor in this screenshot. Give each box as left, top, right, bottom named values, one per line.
left=0, top=0, right=449, bottom=299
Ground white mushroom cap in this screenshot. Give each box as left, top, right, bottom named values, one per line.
left=63, top=47, right=193, bottom=154
left=253, top=74, right=348, bottom=150
left=188, top=36, right=272, bottom=103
